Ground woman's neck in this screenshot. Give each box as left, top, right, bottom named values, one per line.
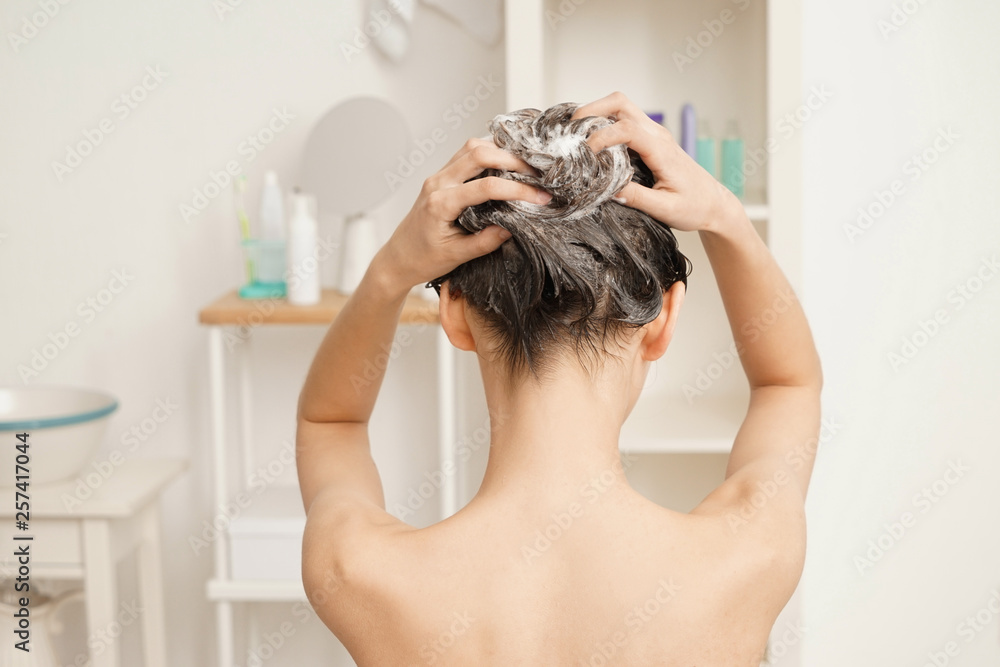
left=470, top=356, right=642, bottom=508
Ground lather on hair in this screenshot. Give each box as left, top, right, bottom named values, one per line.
left=428, top=102, right=691, bottom=380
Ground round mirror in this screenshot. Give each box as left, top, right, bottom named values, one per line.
left=298, top=96, right=411, bottom=218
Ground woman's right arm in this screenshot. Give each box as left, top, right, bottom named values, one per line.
left=572, top=92, right=823, bottom=504
left=698, top=205, right=823, bottom=495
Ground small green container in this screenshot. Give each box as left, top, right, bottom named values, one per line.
left=696, top=137, right=717, bottom=179
left=239, top=239, right=286, bottom=299
left=721, top=137, right=745, bottom=199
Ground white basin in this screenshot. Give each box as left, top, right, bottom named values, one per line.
left=0, top=386, right=118, bottom=488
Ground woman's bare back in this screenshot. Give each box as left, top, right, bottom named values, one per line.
left=307, top=482, right=801, bottom=667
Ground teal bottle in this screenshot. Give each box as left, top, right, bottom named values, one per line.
left=695, top=120, right=717, bottom=179
left=721, top=120, right=745, bottom=199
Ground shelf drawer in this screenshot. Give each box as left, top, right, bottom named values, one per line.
left=0, top=519, right=82, bottom=569
left=228, top=485, right=305, bottom=581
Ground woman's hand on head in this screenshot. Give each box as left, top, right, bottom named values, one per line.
left=572, top=92, right=744, bottom=234
left=375, top=138, right=551, bottom=293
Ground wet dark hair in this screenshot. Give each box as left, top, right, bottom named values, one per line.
left=427, top=102, right=691, bottom=381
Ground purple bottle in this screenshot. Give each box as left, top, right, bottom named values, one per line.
left=681, top=104, right=696, bottom=157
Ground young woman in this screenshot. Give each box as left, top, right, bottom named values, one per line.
left=295, top=91, right=822, bottom=666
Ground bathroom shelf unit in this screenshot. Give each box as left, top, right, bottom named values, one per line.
left=197, top=288, right=456, bottom=667
left=501, top=0, right=804, bottom=664
left=502, top=0, right=805, bottom=444
left=744, top=202, right=770, bottom=221
left=504, top=0, right=803, bottom=277
left=502, top=0, right=803, bottom=472
left=619, top=393, right=748, bottom=454
left=206, top=579, right=305, bottom=602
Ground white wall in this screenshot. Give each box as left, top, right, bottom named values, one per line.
left=801, top=1, right=1000, bottom=664
left=0, top=0, right=504, bottom=664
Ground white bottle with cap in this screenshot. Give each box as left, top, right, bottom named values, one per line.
left=259, top=170, right=285, bottom=240
left=286, top=190, right=321, bottom=305
left=338, top=213, right=380, bottom=294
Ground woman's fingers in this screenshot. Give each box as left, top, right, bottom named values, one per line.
left=430, top=176, right=551, bottom=221
left=585, top=118, right=673, bottom=173
left=440, top=137, right=537, bottom=175
left=572, top=93, right=676, bottom=177
left=571, top=91, right=646, bottom=125
left=426, top=141, right=540, bottom=200
left=615, top=181, right=678, bottom=225
left=568, top=92, right=723, bottom=232
left=442, top=142, right=539, bottom=184
left=452, top=224, right=513, bottom=262
left=440, top=137, right=491, bottom=169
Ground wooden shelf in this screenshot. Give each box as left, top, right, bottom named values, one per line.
left=198, top=288, right=440, bottom=326
left=743, top=203, right=770, bottom=221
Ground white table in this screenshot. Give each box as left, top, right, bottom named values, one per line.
left=199, top=289, right=457, bottom=667
left=0, top=458, right=186, bottom=667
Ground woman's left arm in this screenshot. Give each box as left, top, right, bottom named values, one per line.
left=295, top=137, right=550, bottom=515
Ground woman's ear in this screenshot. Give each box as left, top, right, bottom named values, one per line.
left=641, top=281, right=685, bottom=361
left=438, top=281, right=477, bottom=352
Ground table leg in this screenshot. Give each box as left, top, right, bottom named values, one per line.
left=238, top=332, right=255, bottom=485
left=217, top=601, right=234, bottom=667
left=137, top=504, right=167, bottom=667
left=436, top=328, right=457, bottom=518
left=82, top=519, right=119, bottom=667
left=246, top=601, right=260, bottom=665
left=209, top=326, right=235, bottom=666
